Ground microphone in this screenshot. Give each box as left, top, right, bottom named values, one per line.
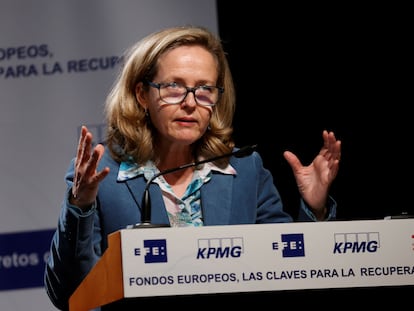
left=131, top=144, right=257, bottom=229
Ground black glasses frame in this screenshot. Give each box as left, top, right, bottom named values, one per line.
left=146, top=80, right=224, bottom=107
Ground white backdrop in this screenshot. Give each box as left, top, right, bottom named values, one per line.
left=0, top=0, right=218, bottom=309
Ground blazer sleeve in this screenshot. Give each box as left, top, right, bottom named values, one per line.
left=44, top=158, right=103, bottom=311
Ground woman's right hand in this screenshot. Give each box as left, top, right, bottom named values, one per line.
left=70, top=125, right=110, bottom=210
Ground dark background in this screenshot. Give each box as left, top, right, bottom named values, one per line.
left=212, top=1, right=413, bottom=300
left=216, top=1, right=412, bottom=220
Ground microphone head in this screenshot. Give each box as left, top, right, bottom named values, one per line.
left=234, top=144, right=257, bottom=158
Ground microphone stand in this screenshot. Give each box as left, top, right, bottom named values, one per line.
left=131, top=144, right=257, bottom=229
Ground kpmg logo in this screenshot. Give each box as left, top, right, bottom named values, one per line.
left=333, top=232, right=380, bottom=254
left=272, top=233, right=305, bottom=258
left=134, top=239, right=167, bottom=263
left=196, top=237, right=243, bottom=259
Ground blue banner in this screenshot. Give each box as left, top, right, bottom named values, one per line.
left=0, top=229, right=55, bottom=290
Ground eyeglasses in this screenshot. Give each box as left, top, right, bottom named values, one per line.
left=146, top=80, right=224, bottom=107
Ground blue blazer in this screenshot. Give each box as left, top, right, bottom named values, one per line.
left=45, top=148, right=336, bottom=310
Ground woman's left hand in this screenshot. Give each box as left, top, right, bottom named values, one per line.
left=283, top=130, right=341, bottom=220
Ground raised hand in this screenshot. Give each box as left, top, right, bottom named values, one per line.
left=283, top=130, right=341, bottom=219
left=70, top=126, right=110, bottom=210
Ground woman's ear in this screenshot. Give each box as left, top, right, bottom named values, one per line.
left=135, top=82, right=147, bottom=110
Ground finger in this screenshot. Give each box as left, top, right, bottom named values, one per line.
left=75, top=126, right=87, bottom=166
left=335, top=140, right=342, bottom=162
left=83, top=147, right=101, bottom=179
left=328, top=133, right=341, bottom=161
left=323, top=130, right=329, bottom=148
left=73, top=126, right=94, bottom=197
left=94, top=166, right=111, bottom=183
left=77, top=127, right=94, bottom=168
left=324, top=131, right=342, bottom=161
left=93, top=144, right=110, bottom=182
left=326, top=131, right=336, bottom=149
left=82, top=131, right=93, bottom=162
left=73, top=126, right=87, bottom=197
left=319, top=130, right=332, bottom=157
left=83, top=144, right=107, bottom=181
left=95, top=144, right=106, bottom=162
left=283, top=150, right=302, bottom=172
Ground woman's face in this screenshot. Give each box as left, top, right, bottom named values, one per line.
left=138, top=45, right=218, bottom=149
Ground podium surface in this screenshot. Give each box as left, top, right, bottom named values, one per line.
left=70, top=218, right=414, bottom=310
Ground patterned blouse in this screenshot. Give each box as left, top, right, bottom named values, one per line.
left=117, top=159, right=236, bottom=227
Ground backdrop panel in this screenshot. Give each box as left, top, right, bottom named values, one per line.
left=0, top=1, right=218, bottom=310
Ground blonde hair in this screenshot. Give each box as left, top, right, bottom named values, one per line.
left=104, top=25, right=236, bottom=167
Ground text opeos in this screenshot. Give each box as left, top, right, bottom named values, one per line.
left=0, top=44, right=49, bottom=61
